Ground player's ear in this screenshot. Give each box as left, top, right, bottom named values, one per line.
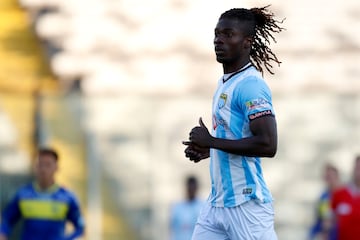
left=243, top=36, right=253, bottom=49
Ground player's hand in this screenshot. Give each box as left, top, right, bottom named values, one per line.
left=182, top=141, right=210, bottom=163
left=189, top=117, right=213, bottom=148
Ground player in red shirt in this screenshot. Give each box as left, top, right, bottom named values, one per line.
left=331, top=155, right=360, bottom=240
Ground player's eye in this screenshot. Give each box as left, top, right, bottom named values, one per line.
left=225, top=32, right=233, bottom=38
left=214, top=30, right=234, bottom=39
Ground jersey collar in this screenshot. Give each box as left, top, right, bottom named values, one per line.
left=222, top=62, right=253, bottom=83
left=33, top=182, right=59, bottom=193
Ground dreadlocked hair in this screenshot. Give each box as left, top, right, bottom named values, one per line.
left=220, top=5, right=285, bottom=74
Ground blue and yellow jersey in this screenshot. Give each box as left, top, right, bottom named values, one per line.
left=309, top=189, right=337, bottom=240
left=0, top=183, right=84, bottom=240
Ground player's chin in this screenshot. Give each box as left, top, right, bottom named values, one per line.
left=215, top=55, right=225, bottom=63
left=215, top=55, right=230, bottom=64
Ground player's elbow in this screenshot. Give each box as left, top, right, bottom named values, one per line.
left=264, top=146, right=277, bottom=157
left=252, top=144, right=276, bottom=158
left=261, top=139, right=277, bottom=157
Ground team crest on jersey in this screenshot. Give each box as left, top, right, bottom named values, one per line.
left=218, top=93, right=227, bottom=108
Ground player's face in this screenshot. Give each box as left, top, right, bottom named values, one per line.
left=35, top=154, right=58, bottom=184
left=324, top=166, right=338, bottom=186
left=187, top=182, right=198, bottom=200
left=214, top=18, right=251, bottom=65
left=353, top=158, right=360, bottom=182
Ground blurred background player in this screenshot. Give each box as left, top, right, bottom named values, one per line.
left=169, top=175, right=204, bottom=240
left=308, top=163, right=341, bottom=240
left=331, top=155, right=360, bottom=240
left=0, top=148, right=84, bottom=240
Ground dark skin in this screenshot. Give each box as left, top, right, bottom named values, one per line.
left=183, top=18, right=277, bottom=162
left=186, top=181, right=198, bottom=201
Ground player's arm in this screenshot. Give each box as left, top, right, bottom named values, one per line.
left=0, top=193, right=22, bottom=238
left=64, top=195, right=85, bottom=240
left=190, top=116, right=277, bottom=157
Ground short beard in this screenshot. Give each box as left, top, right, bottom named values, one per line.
left=216, top=56, right=235, bottom=65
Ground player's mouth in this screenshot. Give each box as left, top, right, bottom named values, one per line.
left=215, top=47, right=227, bottom=56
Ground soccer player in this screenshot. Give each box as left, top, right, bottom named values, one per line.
left=183, top=6, right=284, bottom=240
left=0, top=148, right=85, bottom=240
left=331, top=155, right=360, bottom=240
left=308, top=163, right=340, bottom=240
left=169, top=176, right=204, bottom=240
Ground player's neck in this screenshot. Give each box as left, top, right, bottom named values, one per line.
left=38, top=180, right=56, bottom=191
left=187, top=196, right=196, bottom=202
left=329, top=186, right=338, bottom=192
left=223, top=57, right=251, bottom=74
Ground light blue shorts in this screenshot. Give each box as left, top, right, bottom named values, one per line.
left=191, top=200, right=277, bottom=240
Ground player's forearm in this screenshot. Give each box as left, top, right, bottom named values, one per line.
left=209, top=135, right=277, bottom=157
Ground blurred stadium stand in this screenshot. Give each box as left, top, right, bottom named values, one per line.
left=0, top=0, right=137, bottom=239
left=0, top=0, right=57, bottom=239
left=1, top=0, right=360, bottom=240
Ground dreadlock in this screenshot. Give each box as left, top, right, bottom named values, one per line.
left=219, top=5, right=285, bottom=74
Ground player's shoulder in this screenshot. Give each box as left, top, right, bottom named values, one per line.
left=56, top=185, right=79, bottom=200
left=319, top=190, right=331, bottom=200
left=171, top=201, right=184, bottom=209
left=171, top=200, right=192, bottom=210
left=5, top=183, right=36, bottom=201
left=235, top=67, right=267, bottom=87
left=242, top=75, right=266, bottom=87
left=20, top=182, right=34, bottom=190
left=235, top=76, right=271, bottom=98
left=16, top=183, right=35, bottom=196
left=333, top=185, right=351, bottom=197
left=243, top=65, right=262, bottom=79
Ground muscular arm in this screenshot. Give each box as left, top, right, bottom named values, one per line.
left=189, top=116, right=277, bottom=158
left=210, top=116, right=277, bottom=157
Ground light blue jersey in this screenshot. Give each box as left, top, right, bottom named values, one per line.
left=170, top=199, right=204, bottom=240
left=209, top=63, right=275, bottom=207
